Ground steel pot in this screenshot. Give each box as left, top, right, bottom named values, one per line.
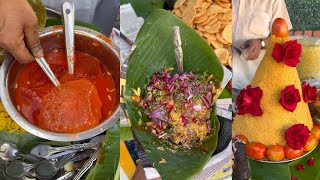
left=0, top=26, right=120, bottom=141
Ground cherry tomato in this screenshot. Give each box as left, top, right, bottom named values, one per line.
left=284, top=144, right=303, bottom=160
left=233, top=135, right=249, bottom=144
left=304, top=134, right=318, bottom=151
left=266, top=145, right=285, bottom=161
left=311, top=125, right=320, bottom=139
left=246, top=142, right=266, bottom=160
left=272, top=18, right=288, bottom=38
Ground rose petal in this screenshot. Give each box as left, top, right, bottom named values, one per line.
left=272, top=43, right=285, bottom=62
left=307, top=157, right=315, bottom=166
left=296, top=164, right=304, bottom=171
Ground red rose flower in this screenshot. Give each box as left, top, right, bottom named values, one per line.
left=285, top=124, right=310, bottom=150
left=272, top=40, right=302, bottom=67
left=279, top=85, right=301, bottom=112
left=236, top=85, right=263, bottom=116
left=301, top=81, right=317, bottom=103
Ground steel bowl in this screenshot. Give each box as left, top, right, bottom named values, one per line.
left=0, top=26, right=120, bottom=141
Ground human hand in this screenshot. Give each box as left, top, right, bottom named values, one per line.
left=240, top=39, right=262, bottom=60
left=0, top=0, right=43, bottom=64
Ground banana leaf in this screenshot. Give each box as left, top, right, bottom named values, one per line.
left=125, top=9, right=224, bottom=179
left=120, top=0, right=164, bottom=19
left=0, top=130, right=42, bottom=149
left=85, top=121, right=120, bottom=180
left=289, top=145, right=320, bottom=180
left=45, top=19, right=102, bottom=33
left=219, top=88, right=232, bottom=99
left=120, top=126, right=133, bottom=141
left=247, top=159, right=291, bottom=180
left=27, top=0, right=47, bottom=28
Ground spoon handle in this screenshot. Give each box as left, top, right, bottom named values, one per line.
left=73, top=145, right=101, bottom=180
left=70, top=149, right=94, bottom=162
left=18, top=153, right=45, bottom=162
left=62, top=1, right=75, bottom=74
left=54, top=152, right=76, bottom=169
left=51, top=143, right=99, bottom=153
left=35, top=57, right=60, bottom=87
left=173, top=26, right=183, bottom=74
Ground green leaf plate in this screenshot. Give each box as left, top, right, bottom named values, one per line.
left=85, top=121, right=120, bottom=180
left=125, top=9, right=224, bottom=180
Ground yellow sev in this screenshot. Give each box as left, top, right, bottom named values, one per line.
left=0, top=101, right=26, bottom=133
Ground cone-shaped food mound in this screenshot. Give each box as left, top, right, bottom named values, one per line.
left=233, top=20, right=313, bottom=147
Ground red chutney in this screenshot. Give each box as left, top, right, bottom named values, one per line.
left=14, top=49, right=116, bottom=133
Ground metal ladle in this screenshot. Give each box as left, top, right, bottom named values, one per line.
left=62, top=1, right=75, bottom=74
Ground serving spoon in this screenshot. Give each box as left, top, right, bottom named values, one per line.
left=35, top=57, right=61, bottom=87
left=173, top=26, right=183, bottom=74
left=62, top=1, right=75, bottom=75
left=4, top=153, right=75, bottom=179
left=30, top=142, right=99, bottom=158
left=34, top=152, right=76, bottom=179
left=172, top=26, right=225, bottom=104
left=0, top=142, right=44, bottom=162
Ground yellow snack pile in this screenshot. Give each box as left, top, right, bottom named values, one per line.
left=0, top=101, right=26, bottom=132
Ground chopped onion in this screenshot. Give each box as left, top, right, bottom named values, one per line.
left=159, top=133, right=167, bottom=138
left=201, top=96, right=210, bottom=109
left=193, top=104, right=202, bottom=111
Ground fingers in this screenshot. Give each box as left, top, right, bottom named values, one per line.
left=244, top=46, right=260, bottom=60
left=3, top=37, right=34, bottom=64
left=24, top=15, right=43, bottom=58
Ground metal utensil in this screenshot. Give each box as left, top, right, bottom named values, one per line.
left=56, top=171, right=75, bottom=180
left=62, top=1, right=75, bottom=74
left=173, top=26, right=183, bottom=74
left=0, top=142, right=44, bottom=162
left=0, top=142, right=18, bottom=161
left=73, top=145, right=101, bottom=180
left=89, top=135, right=105, bottom=143
left=4, top=160, right=35, bottom=178
left=35, top=153, right=76, bottom=179
left=35, top=57, right=60, bottom=86
left=70, top=149, right=94, bottom=162
left=30, top=143, right=99, bottom=158
left=46, top=150, right=77, bottom=160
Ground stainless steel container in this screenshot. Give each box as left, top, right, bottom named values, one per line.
left=0, top=26, right=120, bottom=141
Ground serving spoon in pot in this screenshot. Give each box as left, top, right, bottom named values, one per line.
left=62, top=1, right=75, bottom=75
left=35, top=57, right=61, bottom=87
